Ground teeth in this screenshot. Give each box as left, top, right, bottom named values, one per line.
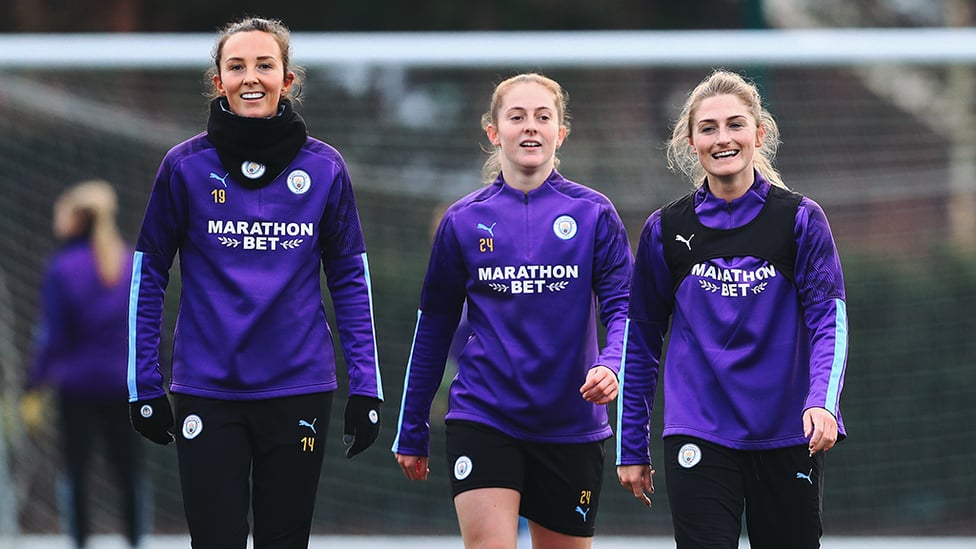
left=242, top=92, right=264, bottom=99
left=714, top=150, right=737, bottom=158
left=521, top=141, right=541, bottom=147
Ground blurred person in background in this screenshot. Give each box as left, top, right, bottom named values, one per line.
left=125, top=16, right=383, bottom=547
left=617, top=69, right=848, bottom=548
left=22, top=179, right=143, bottom=548
left=394, top=72, right=632, bottom=549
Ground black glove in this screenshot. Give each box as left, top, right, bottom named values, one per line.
left=343, top=395, right=381, bottom=459
left=129, top=395, right=175, bottom=445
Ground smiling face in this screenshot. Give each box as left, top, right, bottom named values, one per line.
left=690, top=93, right=765, bottom=196
left=485, top=81, right=567, bottom=187
left=213, top=30, right=294, bottom=118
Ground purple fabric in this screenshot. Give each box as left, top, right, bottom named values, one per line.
left=618, top=175, right=848, bottom=465
left=31, top=239, right=133, bottom=399
left=128, top=133, right=381, bottom=402
left=393, top=171, right=633, bottom=456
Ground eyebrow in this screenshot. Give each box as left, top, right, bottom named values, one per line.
left=696, top=114, right=748, bottom=125
left=223, top=55, right=279, bottom=63
left=505, top=105, right=555, bottom=113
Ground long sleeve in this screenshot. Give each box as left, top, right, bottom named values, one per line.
left=392, top=215, right=466, bottom=456
left=128, top=155, right=185, bottom=402
left=591, top=202, right=634, bottom=375
left=617, top=211, right=671, bottom=466
left=794, top=199, right=848, bottom=425
left=319, top=163, right=382, bottom=400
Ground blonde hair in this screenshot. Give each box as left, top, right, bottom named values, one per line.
left=56, top=180, right=126, bottom=286
left=666, top=69, right=786, bottom=189
left=480, top=73, right=571, bottom=184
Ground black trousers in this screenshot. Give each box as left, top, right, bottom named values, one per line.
left=664, top=435, right=825, bottom=549
left=174, top=391, right=333, bottom=549
left=59, top=394, right=143, bottom=548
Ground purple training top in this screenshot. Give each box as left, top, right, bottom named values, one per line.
left=128, top=133, right=382, bottom=403
left=393, top=171, right=633, bottom=456
left=617, top=174, right=848, bottom=465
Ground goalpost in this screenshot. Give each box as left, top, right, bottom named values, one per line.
left=0, top=28, right=974, bottom=538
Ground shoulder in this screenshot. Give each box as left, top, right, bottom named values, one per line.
left=453, top=183, right=504, bottom=210
left=165, top=132, right=212, bottom=161
left=550, top=175, right=616, bottom=209
left=294, top=137, right=352, bottom=176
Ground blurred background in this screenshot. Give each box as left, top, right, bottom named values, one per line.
left=0, top=0, right=974, bottom=543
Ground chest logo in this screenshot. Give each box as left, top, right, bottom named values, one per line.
left=287, top=170, right=312, bottom=195
left=553, top=215, right=577, bottom=240
left=675, top=233, right=694, bottom=250
left=241, top=161, right=266, bottom=180
left=476, top=222, right=496, bottom=237
left=209, top=172, right=229, bottom=187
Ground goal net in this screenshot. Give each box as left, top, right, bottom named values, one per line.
left=0, top=29, right=974, bottom=537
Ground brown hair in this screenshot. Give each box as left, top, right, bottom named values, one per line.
left=205, top=16, right=304, bottom=102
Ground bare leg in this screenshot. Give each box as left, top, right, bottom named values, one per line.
left=528, top=518, right=593, bottom=549
left=454, top=487, right=520, bottom=549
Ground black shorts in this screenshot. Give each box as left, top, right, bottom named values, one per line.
left=664, top=435, right=825, bottom=549
left=445, top=420, right=605, bottom=537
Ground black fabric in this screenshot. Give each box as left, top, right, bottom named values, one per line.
left=206, top=97, right=308, bottom=189
left=173, top=392, right=333, bottom=548
left=129, top=395, right=175, bottom=445
left=664, top=436, right=824, bottom=549
left=445, top=420, right=605, bottom=537
left=661, top=185, right=802, bottom=293
left=61, top=395, right=143, bottom=547
left=343, top=395, right=382, bottom=458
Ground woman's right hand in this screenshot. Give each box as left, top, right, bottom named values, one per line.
left=396, top=453, right=430, bottom=481
left=617, top=464, right=655, bottom=508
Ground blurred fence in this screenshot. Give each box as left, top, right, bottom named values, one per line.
left=0, top=29, right=974, bottom=537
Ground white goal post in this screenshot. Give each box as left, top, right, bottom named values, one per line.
left=0, top=28, right=975, bottom=69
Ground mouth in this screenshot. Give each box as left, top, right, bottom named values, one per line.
left=520, top=140, right=542, bottom=148
left=712, top=150, right=738, bottom=159
left=241, top=92, right=266, bottom=100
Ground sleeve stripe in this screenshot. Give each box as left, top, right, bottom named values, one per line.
left=126, top=251, right=142, bottom=403
left=615, top=317, right=631, bottom=465
left=361, top=252, right=384, bottom=401
left=391, top=308, right=423, bottom=453
left=825, top=298, right=848, bottom=414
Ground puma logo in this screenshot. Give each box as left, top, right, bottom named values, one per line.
left=477, top=222, right=496, bottom=237
left=796, top=468, right=813, bottom=485
left=675, top=233, right=694, bottom=251
left=575, top=505, right=590, bottom=522
left=298, top=418, right=318, bottom=434
left=210, top=172, right=229, bottom=187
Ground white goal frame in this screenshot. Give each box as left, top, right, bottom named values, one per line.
left=0, top=28, right=975, bottom=70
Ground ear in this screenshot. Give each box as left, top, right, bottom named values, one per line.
left=756, top=123, right=766, bottom=147
left=213, top=73, right=226, bottom=96
left=555, top=125, right=567, bottom=148
left=486, top=124, right=500, bottom=147
left=282, top=71, right=296, bottom=94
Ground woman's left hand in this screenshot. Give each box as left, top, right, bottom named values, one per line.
left=580, top=365, right=618, bottom=405
left=803, top=406, right=839, bottom=456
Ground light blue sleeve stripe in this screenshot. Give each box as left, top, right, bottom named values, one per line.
left=126, top=251, right=142, bottom=403
left=825, top=299, right=848, bottom=414
left=361, top=252, right=383, bottom=401
left=391, top=309, right=423, bottom=453
left=615, top=318, right=631, bottom=465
